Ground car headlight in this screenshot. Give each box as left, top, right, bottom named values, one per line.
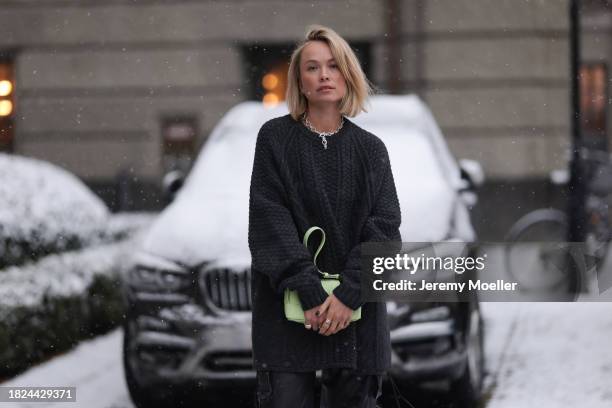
left=129, top=265, right=191, bottom=292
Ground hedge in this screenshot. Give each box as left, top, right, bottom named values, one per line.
left=0, top=236, right=138, bottom=379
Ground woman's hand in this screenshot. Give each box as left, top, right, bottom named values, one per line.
left=304, top=307, right=321, bottom=331
left=316, top=294, right=353, bottom=336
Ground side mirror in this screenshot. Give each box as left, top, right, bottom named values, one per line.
left=549, top=168, right=569, bottom=186
left=458, top=159, right=485, bottom=190
left=162, top=169, right=185, bottom=203
left=457, top=159, right=484, bottom=208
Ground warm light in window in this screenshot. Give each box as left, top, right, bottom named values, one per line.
left=580, top=63, right=607, bottom=134
left=0, top=100, right=12, bottom=116
left=262, top=73, right=279, bottom=90
left=263, top=92, right=280, bottom=107
left=0, top=80, right=11, bottom=97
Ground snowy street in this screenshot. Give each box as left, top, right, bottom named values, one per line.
left=3, top=1, right=612, bottom=407
left=2, top=301, right=611, bottom=408
left=483, top=302, right=612, bottom=408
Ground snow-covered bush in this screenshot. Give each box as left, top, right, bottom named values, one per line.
left=0, top=152, right=155, bottom=376
left=104, top=212, right=155, bottom=241
left=0, top=153, right=109, bottom=268
left=0, top=237, right=138, bottom=377
left=0, top=154, right=153, bottom=268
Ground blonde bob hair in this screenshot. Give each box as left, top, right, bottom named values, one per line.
left=286, top=24, right=374, bottom=121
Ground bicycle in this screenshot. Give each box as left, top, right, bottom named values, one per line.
left=503, top=147, right=612, bottom=294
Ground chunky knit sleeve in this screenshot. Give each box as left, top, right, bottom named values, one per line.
left=248, top=121, right=329, bottom=310
left=333, top=141, right=402, bottom=310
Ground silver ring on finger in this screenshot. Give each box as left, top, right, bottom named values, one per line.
left=305, top=323, right=312, bottom=329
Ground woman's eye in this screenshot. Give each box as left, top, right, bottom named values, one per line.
left=308, top=66, right=317, bottom=71
left=330, top=64, right=338, bottom=68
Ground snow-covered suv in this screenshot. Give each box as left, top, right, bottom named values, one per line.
left=121, top=95, right=485, bottom=407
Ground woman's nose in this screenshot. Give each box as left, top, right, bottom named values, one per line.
left=320, top=67, right=329, bottom=80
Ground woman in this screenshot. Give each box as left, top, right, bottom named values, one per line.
left=248, top=24, right=402, bottom=408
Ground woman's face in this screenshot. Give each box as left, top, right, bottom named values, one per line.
left=299, top=41, right=347, bottom=108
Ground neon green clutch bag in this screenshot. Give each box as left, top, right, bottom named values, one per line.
left=283, top=226, right=362, bottom=324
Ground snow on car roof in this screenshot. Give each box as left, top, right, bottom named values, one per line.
left=202, top=95, right=461, bottom=183
left=142, top=95, right=473, bottom=266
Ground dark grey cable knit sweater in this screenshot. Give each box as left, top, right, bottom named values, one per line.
left=248, top=113, right=402, bottom=374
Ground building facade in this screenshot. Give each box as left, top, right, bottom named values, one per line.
left=0, top=0, right=609, bottom=238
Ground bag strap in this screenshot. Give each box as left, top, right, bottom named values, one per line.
left=302, top=226, right=340, bottom=280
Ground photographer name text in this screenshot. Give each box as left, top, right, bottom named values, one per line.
left=370, top=253, right=518, bottom=293
left=372, top=279, right=517, bottom=292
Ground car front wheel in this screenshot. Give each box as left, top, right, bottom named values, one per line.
left=123, top=319, right=182, bottom=408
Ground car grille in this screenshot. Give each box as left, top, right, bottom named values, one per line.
left=200, top=267, right=252, bottom=311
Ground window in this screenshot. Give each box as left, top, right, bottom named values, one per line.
left=243, top=44, right=293, bottom=106
left=580, top=62, right=608, bottom=147
left=243, top=42, right=371, bottom=107
left=161, top=116, right=197, bottom=174
left=0, top=54, right=14, bottom=152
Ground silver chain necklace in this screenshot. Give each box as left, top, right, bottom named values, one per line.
left=302, top=113, right=345, bottom=150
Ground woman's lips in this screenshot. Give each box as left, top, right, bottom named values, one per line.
left=317, top=87, right=334, bottom=92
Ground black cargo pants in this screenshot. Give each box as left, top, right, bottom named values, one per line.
left=255, top=368, right=383, bottom=408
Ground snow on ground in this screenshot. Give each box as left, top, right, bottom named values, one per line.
left=480, top=303, right=523, bottom=392
left=483, top=301, right=612, bottom=408
left=2, top=301, right=611, bottom=408
left=1, top=328, right=132, bottom=408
